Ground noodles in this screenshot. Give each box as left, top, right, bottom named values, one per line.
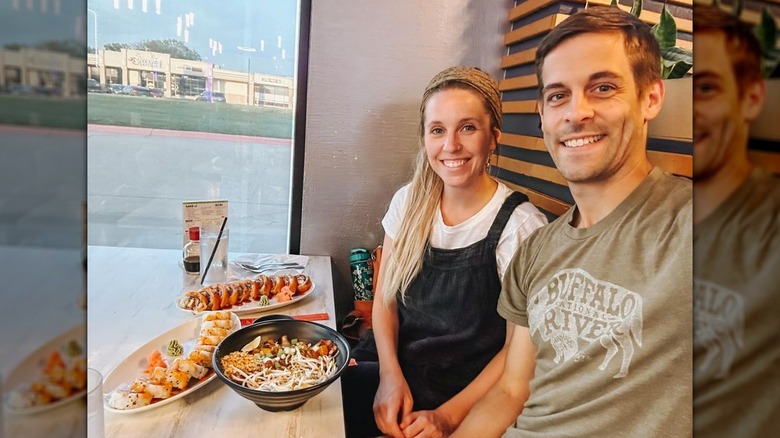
left=220, top=336, right=339, bottom=391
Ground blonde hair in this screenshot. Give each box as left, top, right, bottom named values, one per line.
left=382, top=66, right=502, bottom=307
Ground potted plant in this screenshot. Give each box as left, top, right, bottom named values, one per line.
left=749, top=5, right=780, bottom=141
left=607, top=0, right=694, bottom=141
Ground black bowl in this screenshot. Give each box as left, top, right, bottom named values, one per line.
left=213, top=319, right=351, bottom=411
left=252, top=314, right=294, bottom=324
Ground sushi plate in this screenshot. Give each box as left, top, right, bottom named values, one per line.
left=103, top=311, right=241, bottom=414
left=176, top=281, right=316, bottom=316
left=3, top=323, right=87, bottom=415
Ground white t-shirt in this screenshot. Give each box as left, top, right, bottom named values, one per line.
left=382, top=182, right=547, bottom=278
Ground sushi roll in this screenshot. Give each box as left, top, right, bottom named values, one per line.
left=200, top=327, right=228, bottom=338
left=6, top=388, right=51, bottom=409
left=130, top=379, right=172, bottom=399
left=197, top=335, right=223, bottom=346
left=171, top=358, right=209, bottom=380
left=166, top=369, right=192, bottom=390
left=201, top=319, right=231, bottom=331
left=107, top=389, right=153, bottom=410
left=188, top=350, right=212, bottom=367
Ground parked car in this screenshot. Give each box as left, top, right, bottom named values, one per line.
left=195, top=91, right=226, bottom=103
left=120, top=85, right=153, bottom=97
left=149, top=88, right=164, bottom=98
left=109, top=84, right=125, bottom=94
left=87, top=78, right=108, bottom=93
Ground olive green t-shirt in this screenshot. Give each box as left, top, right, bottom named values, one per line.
left=498, top=167, right=692, bottom=437
left=693, top=168, right=780, bottom=437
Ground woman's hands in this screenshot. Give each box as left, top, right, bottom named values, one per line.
left=374, top=370, right=414, bottom=438
left=399, top=408, right=455, bottom=438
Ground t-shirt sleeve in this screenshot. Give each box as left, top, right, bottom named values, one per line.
left=381, top=184, right=410, bottom=240
left=497, top=237, right=533, bottom=327
left=496, top=202, right=547, bottom=279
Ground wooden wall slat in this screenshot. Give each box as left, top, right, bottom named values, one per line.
left=504, top=14, right=563, bottom=45
left=501, top=133, right=548, bottom=152
left=502, top=100, right=538, bottom=114
left=508, top=0, right=560, bottom=22
left=499, top=74, right=538, bottom=91
left=749, top=151, right=780, bottom=175
left=588, top=0, right=693, bottom=32
left=501, top=47, right=537, bottom=69
left=492, top=154, right=569, bottom=186
left=648, top=150, right=692, bottom=177
left=501, top=180, right=572, bottom=216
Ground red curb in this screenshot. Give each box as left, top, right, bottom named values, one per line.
left=87, top=124, right=293, bottom=146
left=0, top=124, right=85, bottom=138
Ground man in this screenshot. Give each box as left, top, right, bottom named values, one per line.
left=453, top=6, right=692, bottom=437
left=692, top=5, right=779, bottom=437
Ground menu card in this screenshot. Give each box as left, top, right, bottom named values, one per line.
left=182, top=200, right=228, bottom=244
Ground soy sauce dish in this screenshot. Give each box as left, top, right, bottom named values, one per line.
left=212, top=318, right=350, bottom=411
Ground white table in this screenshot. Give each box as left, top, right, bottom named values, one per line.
left=0, top=245, right=86, bottom=438
left=87, top=246, right=346, bottom=438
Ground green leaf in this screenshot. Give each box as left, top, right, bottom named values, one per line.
left=661, top=58, right=693, bottom=79
left=764, top=47, right=780, bottom=78
left=753, top=7, right=777, bottom=55
left=652, top=5, right=677, bottom=49
left=660, top=46, right=693, bottom=64
left=629, top=0, right=642, bottom=17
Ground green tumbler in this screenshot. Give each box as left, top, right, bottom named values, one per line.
left=349, top=248, right=374, bottom=301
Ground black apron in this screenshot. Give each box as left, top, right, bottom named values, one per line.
left=352, top=191, right=528, bottom=410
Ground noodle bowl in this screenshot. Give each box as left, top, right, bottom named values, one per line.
left=220, top=337, right=339, bottom=391
left=212, top=319, right=350, bottom=411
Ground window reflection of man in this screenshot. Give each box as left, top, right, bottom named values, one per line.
left=693, top=5, right=780, bottom=437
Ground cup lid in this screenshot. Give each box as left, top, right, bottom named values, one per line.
left=350, top=248, right=370, bottom=263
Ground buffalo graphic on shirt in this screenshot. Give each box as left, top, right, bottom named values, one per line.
left=693, top=279, right=744, bottom=379
left=528, top=268, right=643, bottom=378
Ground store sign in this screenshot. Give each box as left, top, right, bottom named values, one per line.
left=127, top=52, right=168, bottom=70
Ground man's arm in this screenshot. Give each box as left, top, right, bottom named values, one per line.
left=451, top=323, right=536, bottom=438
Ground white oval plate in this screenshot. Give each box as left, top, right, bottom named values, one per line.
left=3, top=323, right=87, bottom=415
left=176, top=280, right=316, bottom=316
left=103, top=311, right=241, bottom=414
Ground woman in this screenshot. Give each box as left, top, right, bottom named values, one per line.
left=342, top=66, right=547, bottom=438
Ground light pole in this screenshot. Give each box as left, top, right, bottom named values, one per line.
left=87, top=8, right=98, bottom=80
left=237, top=46, right=256, bottom=105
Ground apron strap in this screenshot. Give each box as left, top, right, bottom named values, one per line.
left=485, top=191, right=529, bottom=245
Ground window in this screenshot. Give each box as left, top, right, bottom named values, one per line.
left=87, top=0, right=309, bottom=253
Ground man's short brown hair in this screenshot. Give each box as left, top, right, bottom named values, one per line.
left=535, top=6, right=661, bottom=97
left=694, top=3, right=763, bottom=96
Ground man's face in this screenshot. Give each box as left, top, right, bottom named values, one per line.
left=539, top=32, right=663, bottom=185
left=693, top=31, right=764, bottom=179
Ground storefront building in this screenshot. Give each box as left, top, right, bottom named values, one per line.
left=87, top=49, right=293, bottom=107
left=0, top=47, right=84, bottom=97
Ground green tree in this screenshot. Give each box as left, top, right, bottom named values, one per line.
left=37, top=39, right=85, bottom=58
left=104, top=42, right=131, bottom=52
left=102, top=39, right=201, bottom=61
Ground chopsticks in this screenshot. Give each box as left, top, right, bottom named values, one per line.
left=239, top=313, right=330, bottom=327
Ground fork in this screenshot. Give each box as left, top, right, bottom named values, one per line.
left=237, top=261, right=303, bottom=272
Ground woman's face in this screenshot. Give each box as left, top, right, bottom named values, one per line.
left=422, top=87, right=497, bottom=191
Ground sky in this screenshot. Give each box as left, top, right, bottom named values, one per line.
left=0, top=0, right=299, bottom=77
left=0, top=0, right=86, bottom=45
left=87, top=0, right=299, bottom=76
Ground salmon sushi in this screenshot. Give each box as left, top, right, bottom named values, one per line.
left=107, top=389, right=153, bottom=410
